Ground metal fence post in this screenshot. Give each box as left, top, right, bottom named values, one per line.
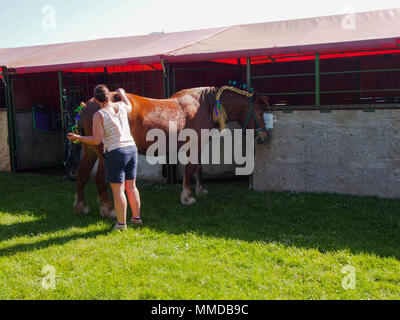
left=3, top=67, right=17, bottom=172
left=58, top=71, right=65, bottom=133
left=162, top=59, right=175, bottom=184
left=246, top=57, right=254, bottom=191
left=315, top=52, right=320, bottom=106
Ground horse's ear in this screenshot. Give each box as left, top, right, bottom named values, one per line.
left=256, top=95, right=271, bottom=111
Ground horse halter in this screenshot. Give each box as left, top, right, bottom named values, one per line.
left=213, top=86, right=268, bottom=134
left=243, top=96, right=268, bottom=135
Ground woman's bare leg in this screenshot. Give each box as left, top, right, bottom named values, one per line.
left=125, top=179, right=141, bottom=220
left=109, top=182, right=127, bottom=225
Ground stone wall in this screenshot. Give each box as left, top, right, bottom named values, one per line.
left=253, top=109, right=400, bottom=199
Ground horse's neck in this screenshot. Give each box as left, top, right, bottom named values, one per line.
left=221, top=91, right=247, bottom=121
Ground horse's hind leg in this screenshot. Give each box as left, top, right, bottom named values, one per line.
left=94, top=147, right=116, bottom=219
left=74, top=144, right=97, bottom=215
left=195, top=165, right=208, bottom=196
left=181, top=163, right=197, bottom=205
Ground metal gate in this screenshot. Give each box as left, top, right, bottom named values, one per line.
left=246, top=49, right=400, bottom=111
left=7, top=73, right=63, bottom=171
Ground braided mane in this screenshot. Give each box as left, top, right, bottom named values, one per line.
left=213, top=86, right=254, bottom=130
left=173, top=86, right=254, bottom=130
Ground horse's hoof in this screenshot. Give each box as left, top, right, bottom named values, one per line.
left=181, top=196, right=197, bottom=205
left=196, top=187, right=208, bottom=196
left=73, top=203, right=90, bottom=216
left=74, top=195, right=90, bottom=216
left=100, top=206, right=116, bottom=219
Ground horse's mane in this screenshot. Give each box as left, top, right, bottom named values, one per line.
left=173, top=87, right=219, bottom=106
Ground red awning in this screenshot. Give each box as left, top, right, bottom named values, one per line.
left=0, top=27, right=227, bottom=73
left=167, top=8, right=400, bottom=62
left=1, top=8, right=399, bottom=74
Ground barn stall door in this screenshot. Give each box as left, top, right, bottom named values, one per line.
left=11, top=74, right=63, bottom=170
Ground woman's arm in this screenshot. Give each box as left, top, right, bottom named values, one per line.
left=117, top=88, right=132, bottom=115
left=67, top=112, right=104, bottom=145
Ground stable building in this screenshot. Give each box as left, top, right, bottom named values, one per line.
left=1, top=8, right=399, bottom=198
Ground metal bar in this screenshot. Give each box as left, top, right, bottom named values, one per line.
left=174, top=67, right=241, bottom=72
left=172, top=67, right=176, bottom=94
left=271, top=104, right=400, bottom=111
left=7, top=73, right=17, bottom=172
left=246, top=58, right=251, bottom=90
left=261, top=91, right=315, bottom=96
left=148, top=64, right=162, bottom=72
left=321, top=67, right=400, bottom=75
left=263, top=88, right=400, bottom=96
left=246, top=57, right=254, bottom=191
left=162, top=61, right=174, bottom=184
left=58, top=71, right=65, bottom=132
left=104, top=67, right=108, bottom=87
left=251, top=53, right=315, bottom=63
left=321, top=89, right=400, bottom=94
left=315, top=52, right=320, bottom=106
left=268, top=55, right=277, bottom=63
left=251, top=73, right=315, bottom=79
left=250, top=48, right=400, bottom=62
left=320, top=47, right=400, bottom=56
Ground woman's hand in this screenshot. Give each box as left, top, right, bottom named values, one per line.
left=67, top=133, right=80, bottom=142
left=116, top=88, right=132, bottom=115
left=117, top=88, right=126, bottom=97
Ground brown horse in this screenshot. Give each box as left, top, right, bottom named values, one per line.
left=73, top=86, right=270, bottom=217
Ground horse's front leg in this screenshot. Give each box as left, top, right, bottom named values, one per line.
left=94, top=148, right=116, bottom=219
left=195, top=165, right=208, bottom=196
left=180, top=163, right=198, bottom=205
left=74, top=145, right=97, bottom=215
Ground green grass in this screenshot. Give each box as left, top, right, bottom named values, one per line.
left=0, top=169, right=399, bottom=300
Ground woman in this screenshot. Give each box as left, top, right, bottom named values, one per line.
left=67, top=85, right=141, bottom=231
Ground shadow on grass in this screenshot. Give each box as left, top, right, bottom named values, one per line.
left=1, top=171, right=400, bottom=260
left=0, top=230, right=107, bottom=257
left=0, top=206, right=110, bottom=257
left=0, top=170, right=111, bottom=257
left=139, top=178, right=400, bottom=260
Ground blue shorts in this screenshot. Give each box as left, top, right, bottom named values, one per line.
left=103, top=145, right=138, bottom=183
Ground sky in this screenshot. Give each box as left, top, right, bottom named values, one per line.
left=0, top=0, right=399, bottom=48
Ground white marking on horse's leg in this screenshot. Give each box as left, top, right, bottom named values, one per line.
left=98, top=198, right=116, bottom=219
left=181, top=188, right=196, bottom=205
left=73, top=193, right=90, bottom=215
left=180, top=176, right=196, bottom=205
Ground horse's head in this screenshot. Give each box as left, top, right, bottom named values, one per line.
left=236, top=92, right=271, bottom=144
left=110, top=92, right=122, bottom=102
left=217, top=87, right=271, bottom=144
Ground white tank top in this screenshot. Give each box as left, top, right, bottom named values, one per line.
left=98, top=102, right=135, bottom=153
